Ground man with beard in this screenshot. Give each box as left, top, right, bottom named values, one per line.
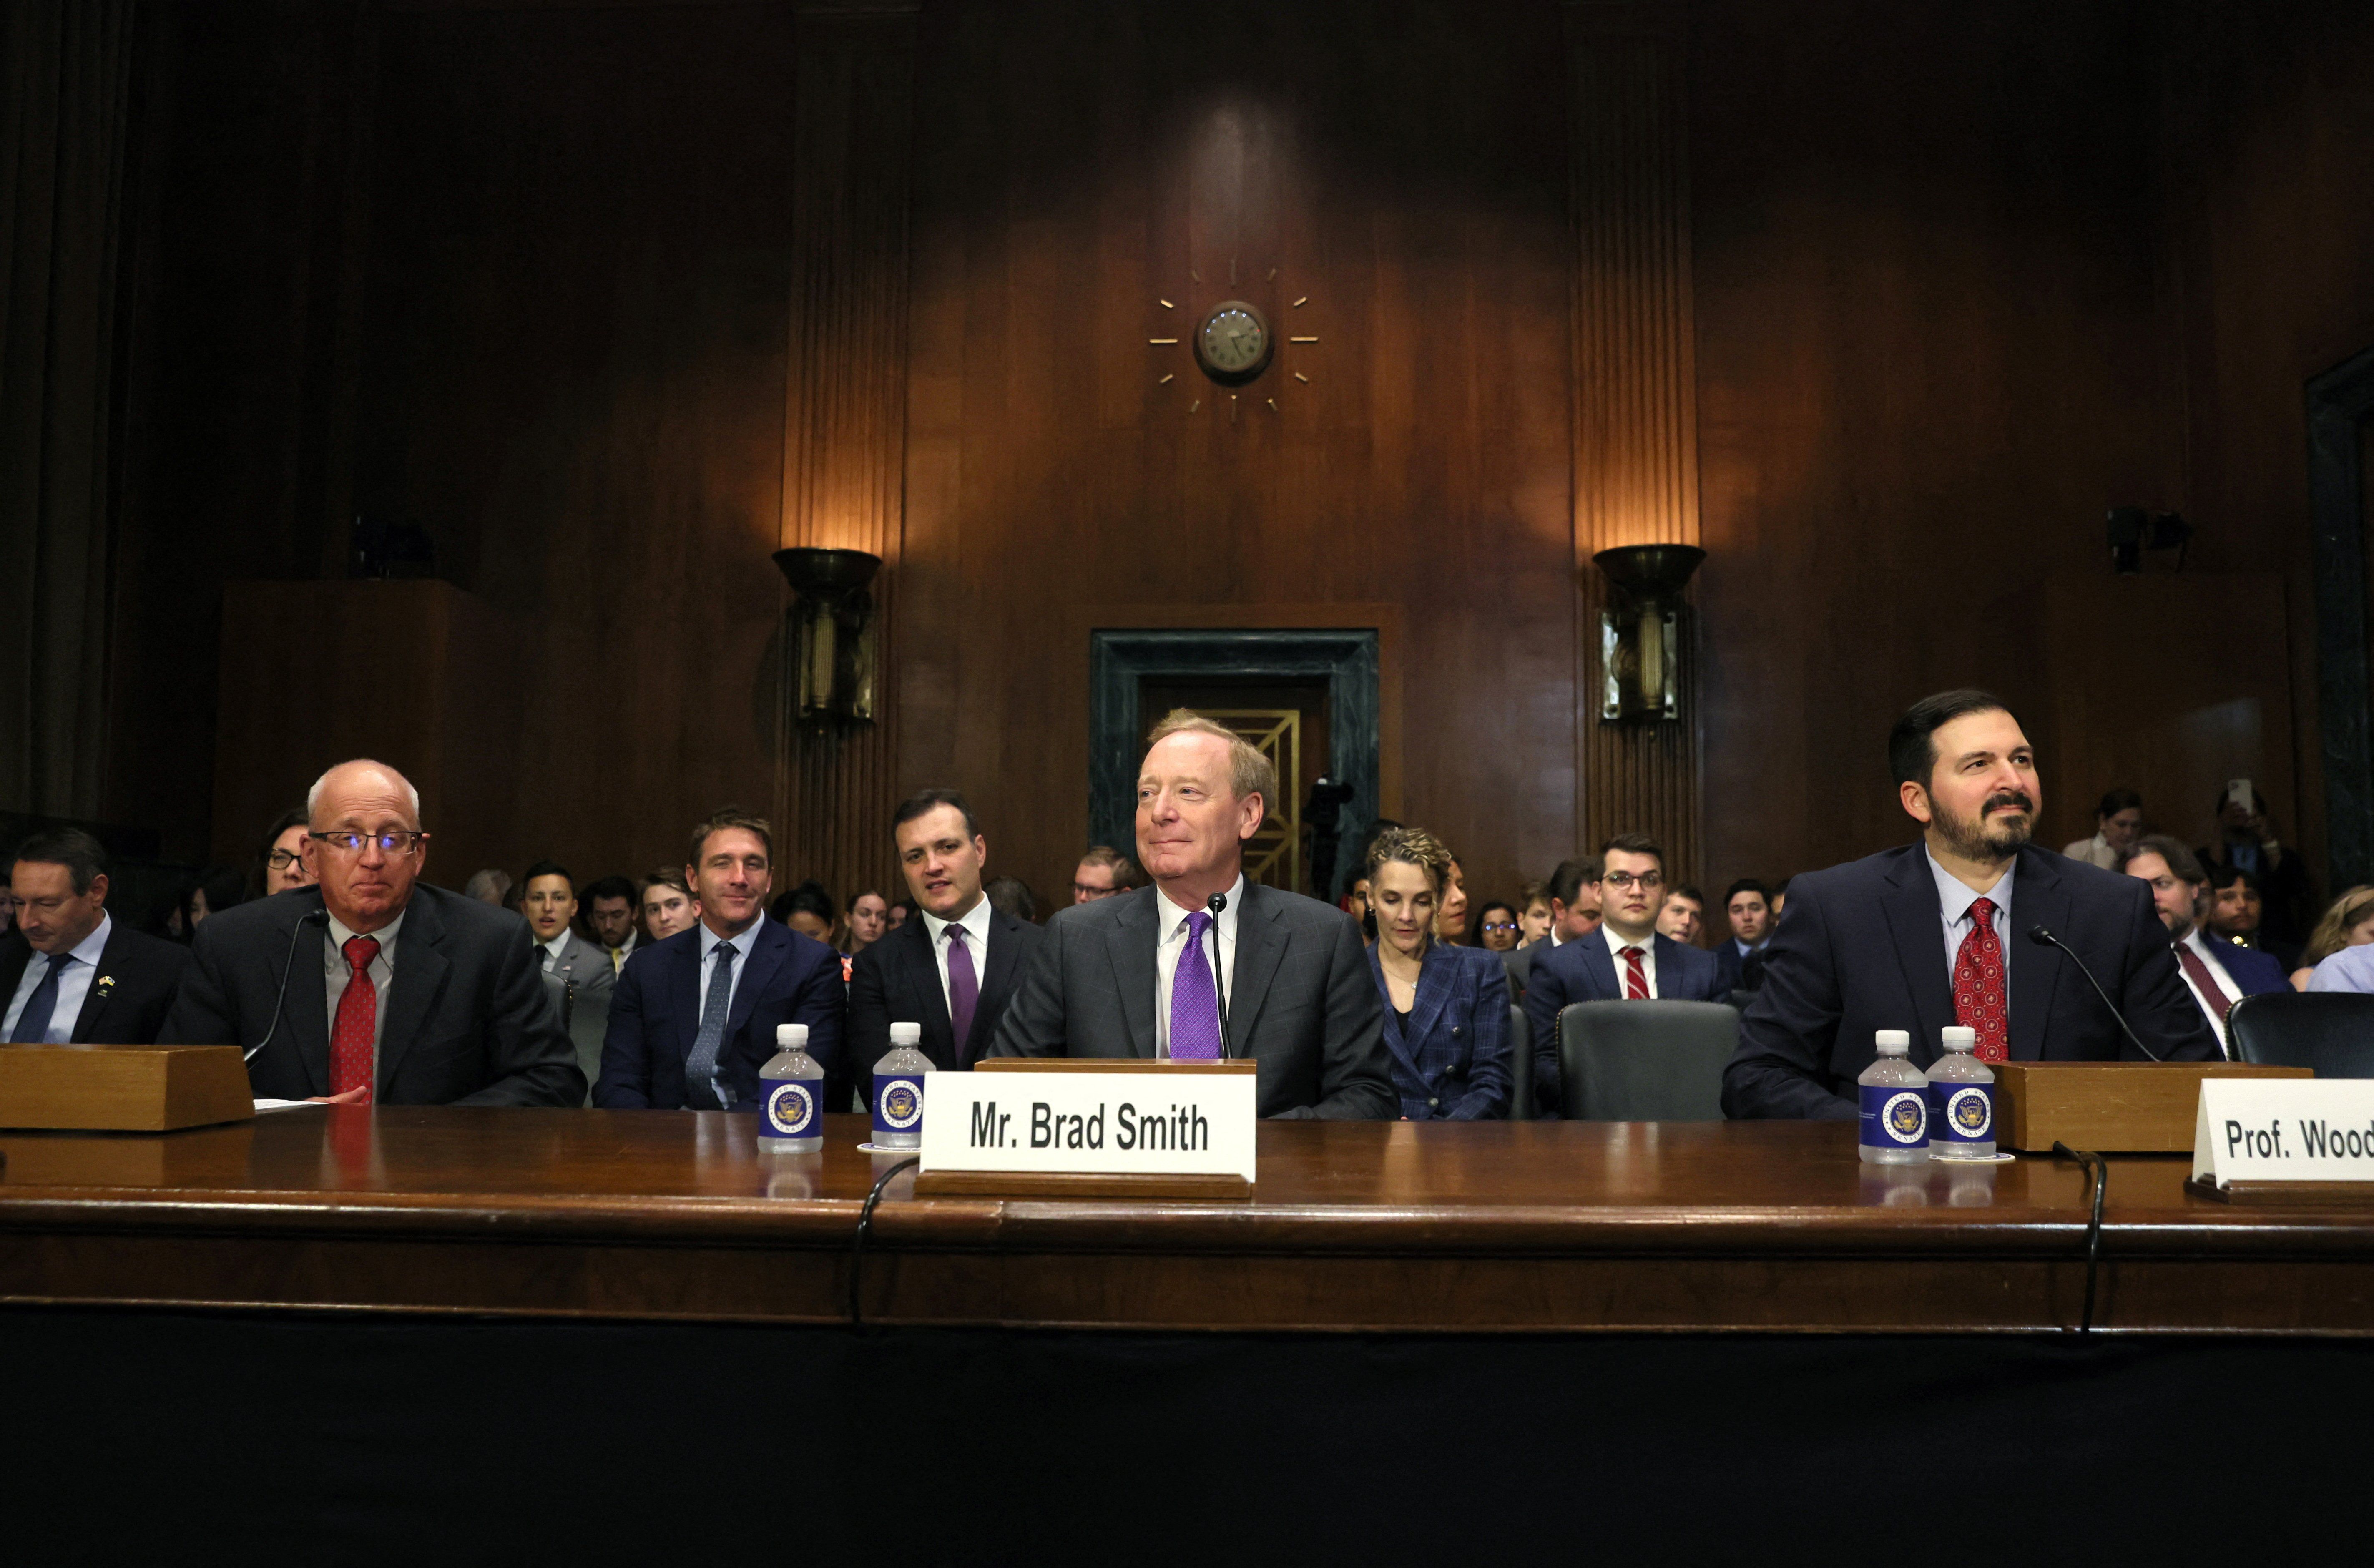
left=1722, top=690, right=2216, bottom=1120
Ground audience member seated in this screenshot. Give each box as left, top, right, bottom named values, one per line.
left=2290, top=885, right=2374, bottom=990
left=580, top=874, right=640, bottom=974
left=1657, top=884, right=1705, bottom=946
left=1723, top=692, right=2216, bottom=1121
left=984, top=875, right=1037, bottom=923
left=1516, top=880, right=1551, bottom=947
left=2306, top=935, right=2374, bottom=995
left=1504, top=856, right=1602, bottom=1000
left=849, top=790, right=1043, bottom=1087
left=638, top=867, right=699, bottom=944
left=1071, top=846, right=1141, bottom=904
left=5, top=829, right=188, bottom=1045
left=253, top=808, right=316, bottom=898
left=887, top=897, right=914, bottom=932
left=596, top=810, right=846, bottom=1112
left=2062, top=787, right=2143, bottom=870
left=842, top=889, right=889, bottom=956
left=1714, top=879, right=1772, bottom=994
left=772, top=881, right=837, bottom=943
left=990, top=710, right=1395, bottom=1119
left=1431, top=855, right=1470, bottom=946
left=1528, top=833, right=1724, bottom=1116
left=1472, top=899, right=1521, bottom=952
left=1364, top=828, right=1511, bottom=1119
left=463, top=868, right=512, bottom=907
left=166, top=759, right=581, bottom=1105
left=182, top=866, right=246, bottom=935
left=2203, top=864, right=2301, bottom=972
left=522, top=860, right=615, bottom=1100
left=2117, top=835, right=2286, bottom=1058
left=2197, top=784, right=2312, bottom=947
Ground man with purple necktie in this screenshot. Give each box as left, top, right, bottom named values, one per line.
left=988, top=711, right=1394, bottom=1119
left=848, top=790, right=1044, bottom=1097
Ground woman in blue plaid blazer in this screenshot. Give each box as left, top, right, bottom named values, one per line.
left=1362, top=828, right=1513, bottom=1119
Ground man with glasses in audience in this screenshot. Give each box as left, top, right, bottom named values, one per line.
left=1071, top=845, right=1141, bottom=905
left=1525, top=833, right=1724, bottom=1116
left=165, top=758, right=582, bottom=1106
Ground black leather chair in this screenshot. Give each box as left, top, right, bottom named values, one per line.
left=2226, top=991, right=2374, bottom=1075
left=1506, top=1004, right=1533, bottom=1121
left=1556, top=999, right=1740, bottom=1120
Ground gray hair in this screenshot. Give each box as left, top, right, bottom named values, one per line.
left=307, top=759, right=423, bottom=823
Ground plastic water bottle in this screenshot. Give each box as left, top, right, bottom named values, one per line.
left=1927, top=1024, right=1995, bottom=1160
left=757, top=1023, right=824, bottom=1153
left=872, top=1022, right=932, bottom=1150
left=1858, top=1029, right=1929, bottom=1165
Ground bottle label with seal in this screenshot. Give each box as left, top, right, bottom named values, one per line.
left=873, top=1074, right=925, bottom=1138
left=762, top=1078, right=819, bottom=1139
left=1929, top=1082, right=1994, bottom=1146
left=1859, top=1084, right=1928, bottom=1150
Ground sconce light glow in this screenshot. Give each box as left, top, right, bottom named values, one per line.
left=773, top=546, right=882, bottom=724
left=1592, top=544, right=1704, bottom=724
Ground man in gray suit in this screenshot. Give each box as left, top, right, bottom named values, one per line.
left=989, top=711, right=1395, bottom=1119
left=521, top=860, right=614, bottom=1102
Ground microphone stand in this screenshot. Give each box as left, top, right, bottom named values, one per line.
left=247, top=909, right=331, bottom=1064
left=2024, top=925, right=2165, bottom=1063
left=1206, top=892, right=1231, bottom=1058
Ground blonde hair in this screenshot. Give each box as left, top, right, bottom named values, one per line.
left=2304, top=885, right=2374, bottom=966
left=1365, top=827, right=1454, bottom=892
left=1144, top=710, right=1279, bottom=811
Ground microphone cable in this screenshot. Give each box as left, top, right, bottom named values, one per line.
left=246, top=909, right=330, bottom=1065
left=2052, top=1141, right=2109, bottom=1334
left=849, top=1154, right=920, bottom=1330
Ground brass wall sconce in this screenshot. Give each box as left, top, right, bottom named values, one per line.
left=773, top=546, right=881, bottom=723
left=1594, top=544, right=1704, bottom=722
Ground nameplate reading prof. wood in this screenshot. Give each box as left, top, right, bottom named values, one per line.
left=2192, top=1078, right=2374, bottom=1188
left=920, top=1063, right=1257, bottom=1183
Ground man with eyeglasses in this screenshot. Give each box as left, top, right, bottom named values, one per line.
left=1524, top=833, right=1725, bottom=1116
left=165, top=758, right=583, bottom=1106
left=2116, top=835, right=2286, bottom=1058
left=1071, top=845, right=1141, bottom=905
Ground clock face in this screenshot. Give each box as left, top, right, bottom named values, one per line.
left=1194, top=300, right=1271, bottom=383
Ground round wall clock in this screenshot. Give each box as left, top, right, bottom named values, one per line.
left=1193, top=299, right=1272, bottom=385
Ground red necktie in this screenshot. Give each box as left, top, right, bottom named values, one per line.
left=1621, top=945, right=1650, bottom=1000
left=1952, top=897, right=2009, bottom=1063
left=332, top=935, right=380, bottom=1101
left=2173, top=942, right=2233, bottom=1025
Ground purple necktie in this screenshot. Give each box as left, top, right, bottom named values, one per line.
left=1170, top=910, right=1223, bottom=1061
left=947, top=925, right=979, bottom=1063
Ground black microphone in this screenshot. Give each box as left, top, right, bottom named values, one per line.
left=246, top=909, right=331, bottom=1064
left=2025, top=925, right=2165, bottom=1063
left=1206, top=892, right=1232, bottom=1057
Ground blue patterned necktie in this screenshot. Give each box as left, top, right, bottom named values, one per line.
left=8, top=954, right=72, bottom=1043
left=1170, top=911, right=1223, bottom=1062
left=685, top=940, right=737, bottom=1107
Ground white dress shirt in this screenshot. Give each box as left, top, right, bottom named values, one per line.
left=1928, top=850, right=2015, bottom=988
left=2061, top=832, right=2118, bottom=871
left=695, top=920, right=764, bottom=1025
left=1600, top=922, right=1660, bottom=998
left=2, top=913, right=113, bottom=1043
left=918, top=895, right=995, bottom=1013
left=1153, top=875, right=1244, bottom=1058
left=325, top=909, right=405, bottom=1075
left=2176, top=926, right=2245, bottom=1055
left=534, top=932, right=569, bottom=970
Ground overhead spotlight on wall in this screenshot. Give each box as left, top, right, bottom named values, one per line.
left=773, top=546, right=881, bottom=723
left=1593, top=544, right=1705, bottom=723
left=2106, top=508, right=2193, bottom=574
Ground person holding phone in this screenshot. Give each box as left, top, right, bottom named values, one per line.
left=2196, top=781, right=2313, bottom=948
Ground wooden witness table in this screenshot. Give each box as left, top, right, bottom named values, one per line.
left=2, top=1106, right=2371, bottom=1334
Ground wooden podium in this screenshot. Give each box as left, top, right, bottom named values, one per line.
left=1994, top=1060, right=2310, bottom=1153
left=0, top=1044, right=255, bottom=1132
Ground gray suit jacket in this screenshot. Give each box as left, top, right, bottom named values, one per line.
left=987, top=880, right=1397, bottom=1119
left=539, top=929, right=615, bottom=1104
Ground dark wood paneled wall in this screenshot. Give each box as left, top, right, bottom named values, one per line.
left=97, top=0, right=2362, bottom=928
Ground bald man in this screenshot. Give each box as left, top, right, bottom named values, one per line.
left=164, top=759, right=581, bottom=1106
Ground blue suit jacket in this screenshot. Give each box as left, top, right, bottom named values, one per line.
left=1721, top=842, right=2220, bottom=1121
left=1367, top=942, right=1512, bottom=1120
left=1525, top=930, right=1724, bottom=1116
left=2202, top=939, right=2289, bottom=999
left=593, top=917, right=848, bottom=1111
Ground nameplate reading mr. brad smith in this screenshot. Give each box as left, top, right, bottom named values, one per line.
left=920, top=1068, right=1257, bottom=1182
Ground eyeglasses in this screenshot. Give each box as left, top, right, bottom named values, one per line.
left=1481, top=921, right=1518, bottom=933
left=309, top=830, right=429, bottom=857
left=1073, top=884, right=1120, bottom=900
left=1602, top=870, right=1664, bottom=891
left=266, top=849, right=304, bottom=871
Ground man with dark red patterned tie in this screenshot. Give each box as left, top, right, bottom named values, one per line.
left=847, top=790, right=1043, bottom=1093
left=165, top=759, right=582, bottom=1106
left=990, top=711, right=1395, bottom=1119
left=1722, top=691, right=2217, bottom=1121
left=2118, top=835, right=2289, bottom=1059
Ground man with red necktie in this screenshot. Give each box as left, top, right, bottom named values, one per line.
left=1723, top=691, right=2217, bottom=1121
left=2118, top=835, right=2289, bottom=1059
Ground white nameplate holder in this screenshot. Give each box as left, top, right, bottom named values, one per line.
left=913, top=1059, right=1257, bottom=1200
left=2187, top=1078, right=2374, bottom=1206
